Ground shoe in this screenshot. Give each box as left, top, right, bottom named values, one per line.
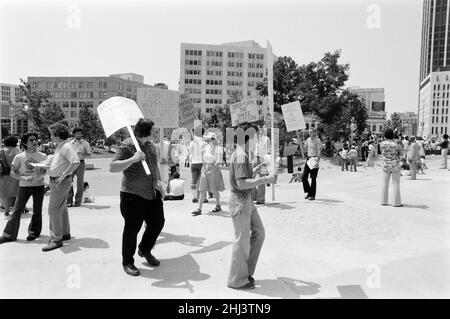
left=138, top=249, right=160, bottom=267
left=192, top=198, right=198, bottom=203
left=304, top=194, right=310, bottom=199
left=42, top=241, right=63, bottom=252
left=256, top=202, right=265, bottom=205
left=123, top=264, right=140, bottom=276
left=0, top=237, right=13, bottom=244
left=26, top=235, right=37, bottom=241
left=67, top=203, right=73, bottom=207
left=210, top=205, right=221, bottom=213
left=381, top=203, right=388, bottom=206
left=248, top=276, right=255, bottom=283
left=73, top=203, right=81, bottom=207
left=227, top=281, right=255, bottom=290
left=4, top=211, right=9, bottom=217
left=62, top=234, right=71, bottom=241
left=203, top=199, right=209, bottom=203
left=191, top=209, right=202, bottom=216
left=308, top=197, right=315, bottom=201
left=393, top=204, right=404, bottom=207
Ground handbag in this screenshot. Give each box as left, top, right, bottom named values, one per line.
left=0, top=150, right=11, bottom=176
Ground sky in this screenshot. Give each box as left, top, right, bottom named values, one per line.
left=0, top=0, right=422, bottom=116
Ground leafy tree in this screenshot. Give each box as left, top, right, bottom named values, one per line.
left=78, top=105, right=104, bottom=142
left=19, top=79, right=52, bottom=135
left=390, top=112, right=402, bottom=132
left=40, top=102, right=69, bottom=140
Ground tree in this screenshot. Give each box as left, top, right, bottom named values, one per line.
left=78, top=105, right=104, bottom=142
left=19, top=79, right=52, bottom=135
left=40, top=102, right=69, bottom=140
left=390, top=113, right=402, bottom=133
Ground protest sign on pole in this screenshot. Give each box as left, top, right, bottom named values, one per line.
left=230, top=98, right=259, bottom=127
left=179, top=93, right=195, bottom=129
left=97, top=96, right=151, bottom=175
left=267, top=39, right=276, bottom=201
left=281, top=101, right=306, bottom=132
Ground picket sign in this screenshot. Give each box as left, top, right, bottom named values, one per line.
left=97, top=96, right=151, bottom=175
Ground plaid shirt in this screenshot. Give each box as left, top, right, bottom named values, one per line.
left=380, top=139, right=402, bottom=172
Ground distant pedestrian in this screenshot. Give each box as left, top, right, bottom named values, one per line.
left=439, top=134, right=448, bottom=169
left=340, top=145, right=349, bottom=171
left=189, top=125, right=207, bottom=203
left=347, top=145, right=358, bottom=172
left=406, top=136, right=420, bottom=180
left=366, top=141, right=375, bottom=168
left=0, top=136, right=20, bottom=217
left=302, top=128, right=322, bottom=200
left=380, top=128, right=402, bottom=207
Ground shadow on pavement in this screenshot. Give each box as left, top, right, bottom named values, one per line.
left=263, top=203, right=296, bottom=210
left=402, top=204, right=429, bottom=209
left=82, top=205, right=111, bottom=210
left=139, top=254, right=210, bottom=292
left=248, top=277, right=321, bottom=299
left=157, top=232, right=206, bottom=248
left=60, top=237, right=110, bottom=254
left=191, top=240, right=232, bottom=254
left=204, top=210, right=230, bottom=218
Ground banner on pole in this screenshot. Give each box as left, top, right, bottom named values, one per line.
left=137, top=87, right=179, bottom=128
left=97, top=97, right=144, bottom=137
left=179, top=93, right=195, bottom=129
left=281, top=101, right=306, bottom=132
left=230, top=98, right=259, bottom=127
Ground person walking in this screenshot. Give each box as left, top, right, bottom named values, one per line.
left=406, top=136, right=420, bottom=180
left=0, top=133, right=47, bottom=244
left=191, top=132, right=225, bottom=216
left=42, top=123, right=80, bottom=252
left=302, top=128, right=322, bottom=200
left=227, top=124, right=276, bottom=290
left=189, top=125, right=207, bottom=203
left=0, top=136, right=20, bottom=217
left=380, top=128, right=402, bottom=207
left=67, top=127, right=92, bottom=207
left=439, top=134, right=448, bottom=169
left=110, top=119, right=165, bottom=277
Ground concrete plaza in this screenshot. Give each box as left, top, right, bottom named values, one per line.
left=0, top=156, right=449, bottom=299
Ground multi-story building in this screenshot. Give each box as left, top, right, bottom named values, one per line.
left=27, top=73, right=153, bottom=128
left=418, top=0, right=450, bottom=139
left=180, top=40, right=274, bottom=116
left=349, top=87, right=387, bottom=135
left=0, top=83, right=28, bottom=136
left=397, top=111, right=419, bottom=136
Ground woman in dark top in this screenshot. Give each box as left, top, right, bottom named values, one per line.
left=440, top=134, right=448, bottom=169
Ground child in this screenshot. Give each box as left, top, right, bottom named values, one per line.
left=164, top=172, right=185, bottom=201
left=348, top=145, right=358, bottom=172
left=82, top=182, right=95, bottom=203
left=400, top=158, right=411, bottom=176
left=289, top=167, right=302, bottom=183
left=340, top=145, right=349, bottom=171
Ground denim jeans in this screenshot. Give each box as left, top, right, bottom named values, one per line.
left=228, top=192, right=265, bottom=288
left=2, top=186, right=45, bottom=240
left=120, top=191, right=165, bottom=266
left=381, top=169, right=401, bottom=206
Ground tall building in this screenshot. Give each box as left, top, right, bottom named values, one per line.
left=1, top=83, right=28, bottom=136
left=27, top=73, right=154, bottom=127
left=348, top=87, right=387, bottom=135
left=397, top=111, right=418, bottom=137
left=180, top=40, right=273, bottom=116
left=418, top=0, right=450, bottom=138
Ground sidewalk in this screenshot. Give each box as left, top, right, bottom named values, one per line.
left=0, top=157, right=449, bottom=298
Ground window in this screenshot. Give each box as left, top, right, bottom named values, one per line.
left=62, top=82, right=68, bottom=89
left=62, top=101, right=69, bottom=108
left=99, top=81, right=107, bottom=89
left=46, top=82, right=53, bottom=89
left=79, top=82, right=85, bottom=89
left=372, top=125, right=376, bottom=132
left=70, top=102, right=77, bottom=108
left=70, top=82, right=76, bottom=89
left=70, top=111, right=78, bottom=118
left=70, top=92, right=77, bottom=98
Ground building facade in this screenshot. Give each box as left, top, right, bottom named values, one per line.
left=27, top=73, right=153, bottom=128
left=418, top=0, right=450, bottom=138
left=349, top=87, right=387, bottom=135
left=180, top=41, right=273, bottom=116
left=1, top=83, right=28, bottom=137
left=397, top=111, right=419, bottom=136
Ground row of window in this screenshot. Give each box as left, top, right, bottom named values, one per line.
left=206, top=51, right=223, bottom=57
left=52, top=91, right=111, bottom=99
left=58, top=101, right=94, bottom=109
left=206, top=98, right=222, bottom=104
left=227, top=62, right=243, bottom=68
left=206, top=80, right=222, bottom=85
left=186, top=59, right=202, bottom=66
left=227, top=71, right=243, bottom=77
left=432, top=108, right=449, bottom=115
left=431, top=116, right=448, bottom=124
left=433, top=100, right=449, bottom=106
left=207, top=70, right=222, bottom=76
left=433, top=92, right=450, bottom=98
left=227, top=90, right=242, bottom=96
left=185, top=88, right=201, bottom=95
left=207, top=61, right=223, bottom=67
left=431, top=126, right=448, bottom=135
left=31, top=81, right=133, bottom=92
left=248, top=63, right=264, bottom=69
left=206, top=89, right=222, bottom=95
left=186, top=69, right=201, bottom=75
left=185, top=49, right=202, bottom=56
left=248, top=72, right=264, bottom=78
left=185, top=79, right=202, bottom=85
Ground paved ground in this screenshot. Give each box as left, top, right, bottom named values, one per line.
left=0, top=155, right=449, bottom=299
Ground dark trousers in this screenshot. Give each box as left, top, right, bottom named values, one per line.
left=2, top=186, right=45, bottom=240
left=164, top=194, right=184, bottom=201
left=67, top=160, right=85, bottom=205
left=302, top=161, right=319, bottom=198
left=120, top=191, right=165, bottom=266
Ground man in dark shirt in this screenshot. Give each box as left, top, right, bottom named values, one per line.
left=110, top=119, right=164, bottom=277
left=227, top=124, right=276, bottom=290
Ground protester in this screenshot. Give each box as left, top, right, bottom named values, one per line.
left=227, top=123, right=276, bottom=290
left=439, top=134, right=448, bottom=169
left=191, top=132, right=225, bottom=216
left=109, top=118, right=165, bottom=277
left=189, top=125, right=207, bottom=203
left=380, top=128, right=402, bottom=207
left=67, top=127, right=92, bottom=207
left=252, top=127, right=271, bottom=204
left=0, top=133, right=47, bottom=244
left=0, top=136, right=20, bottom=217
left=347, top=145, right=358, bottom=172
left=302, top=128, right=322, bottom=200
left=407, top=136, right=420, bottom=180
left=164, top=172, right=185, bottom=201
left=40, top=124, right=80, bottom=252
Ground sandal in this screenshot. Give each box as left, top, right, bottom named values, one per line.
left=191, top=209, right=202, bottom=216
left=210, top=205, right=221, bottom=213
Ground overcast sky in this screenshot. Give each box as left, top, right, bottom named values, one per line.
left=0, top=0, right=422, bottom=115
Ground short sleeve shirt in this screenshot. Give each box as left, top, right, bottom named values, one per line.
left=12, top=151, right=48, bottom=187
left=48, top=139, right=80, bottom=177
left=229, top=147, right=254, bottom=195
left=305, top=137, right=322, bottom=157
left=112, top=138, right=160, bottom=200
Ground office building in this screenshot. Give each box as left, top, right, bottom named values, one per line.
left=1, top=83, right=28, bottom=136
left=349, top=87, right=387, bottom=135
left=27, top=73, right=153, bottom=128
left=180, top=40, right=274, bottom=116
left=397, top=111, right=419, bottom=136
left=418, top=0, right=450, bottom=138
